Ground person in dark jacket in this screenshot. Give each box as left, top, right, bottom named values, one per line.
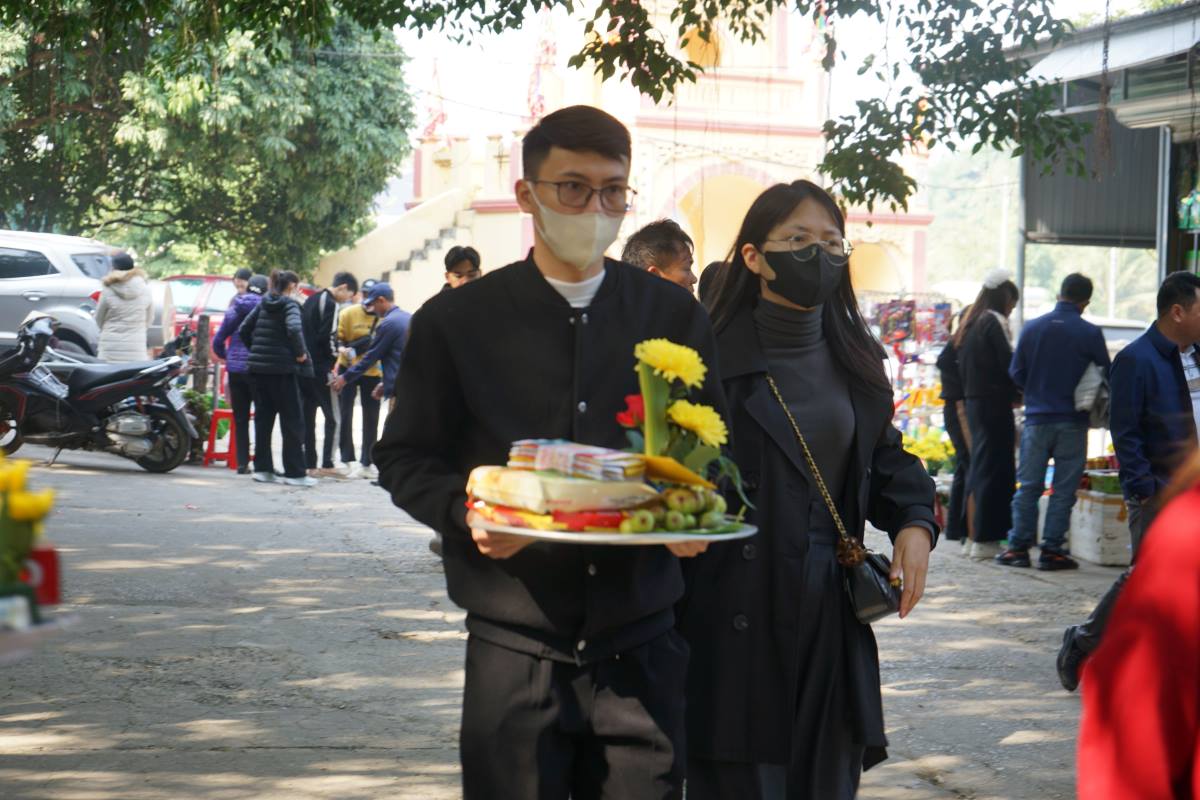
left=1057, top=270, right=1200, bottom=691
left=301, top=271, right=358, bottom=475
left=955, top=271, right=1020, bottom=560
left=997, top=273, right=1111, bottom=570
left=239, top=270, right=315, bottom=487
left=330, top=283, right=410, bottom=409
left=683, top=181, right=937, bottom=800
left=213, top=274, right=267, bottom=474
left=373, top=105, right=722, bottom=800
left=936, top=307, right=971, bottom=543
left=441, top=246, right=482, bottom=292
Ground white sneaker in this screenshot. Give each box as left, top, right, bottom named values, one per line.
left=340, top=462, right=363, bottom=480
left=252, top=471, right=278, bottom=483
left=968, top=541, right=1002, bottom=561
left=282, top=476, right=319, bottom=487
left=360, top=464, right=378, bottom=480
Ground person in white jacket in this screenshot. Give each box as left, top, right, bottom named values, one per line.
left=95, top=253, right=153, bottom=363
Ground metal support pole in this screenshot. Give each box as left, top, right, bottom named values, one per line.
left=1156, top=125, right=1172, bottom=280
left=1015, top=153, right=1028, bottom=330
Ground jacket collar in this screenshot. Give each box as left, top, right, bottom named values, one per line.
left=510, top=251, right=621, bottom=312
left=1053, top=300, right=1082, bottom=316
left=1146, top=321, right=1190, bottom=359
left=715, top=303, right=769, bottom=380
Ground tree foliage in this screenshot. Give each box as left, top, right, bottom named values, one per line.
left=0, top=8, right=413, bottom=275
left=1, top=0, right=1087, bottom=213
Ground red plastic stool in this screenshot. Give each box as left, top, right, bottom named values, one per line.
left=203, top=408, right=251, bottom=469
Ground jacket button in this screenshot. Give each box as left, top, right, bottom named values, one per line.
left=732, top=614, right=749, bottom=631
left=742, top=543, right=757, bottom=560
left=577, top=401, right=587, bottom=413
left=581, top=313, right=589, bottom=325
left=576, top=640, right=587, bottom=651
left=587, top=563, right=597, bottom=576
left=569, top=317, right=576, bottom=325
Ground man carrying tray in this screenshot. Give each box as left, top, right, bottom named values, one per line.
left=374, top=105, right=725, bottom=799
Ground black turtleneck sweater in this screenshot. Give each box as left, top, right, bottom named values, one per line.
left=754, top=299, right=856, bottom=513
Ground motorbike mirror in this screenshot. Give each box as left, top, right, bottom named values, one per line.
left=21, top=311, right=58, bottom=329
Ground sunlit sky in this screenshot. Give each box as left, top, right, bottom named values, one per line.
left=394, top=0, right=1153, bottom=140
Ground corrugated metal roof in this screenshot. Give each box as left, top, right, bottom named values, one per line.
left=1026, top=10, right=1200, bottom=83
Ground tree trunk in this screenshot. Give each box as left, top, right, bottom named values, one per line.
left=193, top=316, right=210, bottom=394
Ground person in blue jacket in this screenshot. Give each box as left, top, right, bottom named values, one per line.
left=1057, top=270, right=1200, bottom=691
left=331, top=283, right=410, bottom=413
left=213, top=274, right=267, bottom=474
left=997, top=273, right=1111, bottom=570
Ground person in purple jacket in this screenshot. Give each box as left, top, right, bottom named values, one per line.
left=213, top=274, right=267, bottom=474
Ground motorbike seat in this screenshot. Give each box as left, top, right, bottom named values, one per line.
left=65, top=361, right=163, bottom=394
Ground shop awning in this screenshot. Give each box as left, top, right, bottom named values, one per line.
left=1026, top=11, right=1200, bottom=84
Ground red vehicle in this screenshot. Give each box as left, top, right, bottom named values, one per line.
left=164, top=274, right=315, bottom=341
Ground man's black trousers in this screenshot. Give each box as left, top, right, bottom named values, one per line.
left=302, top=372, right=338, bottom=469
left=251, top=373, right=306, bottom=479
left=460, top=631, right=688, bottom=800
left=338, top=375, right=380, bottom=467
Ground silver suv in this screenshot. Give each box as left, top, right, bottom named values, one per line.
left=0, top=231, right=174, bottom=356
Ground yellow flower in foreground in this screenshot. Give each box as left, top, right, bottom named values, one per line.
left=667, top=400, right=728, bottom=447
left=634, top=339, right=707, bottom=389
left=0, top=460, right=30, bottom=493
left=7, top=488, right=54, bottom=521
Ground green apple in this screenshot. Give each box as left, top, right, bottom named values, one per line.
left=699, top=510, right=725, bottom=530
left=664, top=510, right=687, bottom=531
left=630, top=509, right=656, bottom=533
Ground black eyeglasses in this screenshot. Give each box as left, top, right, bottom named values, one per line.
left=529, top=180, right=636, bottom=213
left=763, top=236, right=854, bottom=267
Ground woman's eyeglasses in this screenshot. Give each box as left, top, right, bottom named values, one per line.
left=529, top=180, right=636, bottom=213
left=764, top=236, right=854, bottom=267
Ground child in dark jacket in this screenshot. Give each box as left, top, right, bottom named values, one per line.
left=239, top=270, right=314, bottom=486
left=214, top=274, right=266, bottom=474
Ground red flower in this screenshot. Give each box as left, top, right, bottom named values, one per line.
left=616, top=394, right=645, bottom=428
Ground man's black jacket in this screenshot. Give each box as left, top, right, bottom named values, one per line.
left=301, top=289, right=338, bottom=373
left=374, top=254, right=724, bottom=663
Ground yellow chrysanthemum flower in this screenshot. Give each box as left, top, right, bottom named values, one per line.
left=7, top=488, right=54, bottom=522
left=634, top=339, right=707, bottom=389
left=0, top=460, right=30, bottom=493
left=667, top=400, right=728, bottom=447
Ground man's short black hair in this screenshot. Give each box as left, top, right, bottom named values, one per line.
left=621, top=220, right=694, bottom=271
left=1060, top=273, right=1093, bottom=304
left=332, top=271, right=359, bottom=294
left=445, top=246, right=481, bottom=271
left=234, top=267, right=253, bottom=282
left=522, top=105, right=631, bottom=180
left=1157, top=271, right=1200, bottom=316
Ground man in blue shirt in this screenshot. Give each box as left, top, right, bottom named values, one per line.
left=331, top=283, right=410, bottom=413
left=998, top=274, right=1111, bottom=570
left=1057, top=270, right=1200, bottom=691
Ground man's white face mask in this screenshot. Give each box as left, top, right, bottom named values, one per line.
left=529, top=186, right=624, bottom=272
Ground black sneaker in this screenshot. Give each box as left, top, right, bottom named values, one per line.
left=1057, top=626, right=1085, bottom=692
left=237, top=465, right=251, bottom=475
left=995, top=548, right=1031, bottom=567
left=1037, top=551, right=1080, bottom=571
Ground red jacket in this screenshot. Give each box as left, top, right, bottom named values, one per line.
left=1078, top=484, right=1200, bottom=798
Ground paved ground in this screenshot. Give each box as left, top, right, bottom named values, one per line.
left=0, top=446, right=1121, bottom=799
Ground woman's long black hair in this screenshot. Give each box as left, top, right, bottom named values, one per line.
left=953, top=280, right=1018, bottom=348
left=703, top=180, right=891, bottom=398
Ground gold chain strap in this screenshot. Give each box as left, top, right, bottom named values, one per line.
left=765, top=374, right=867, bottom=567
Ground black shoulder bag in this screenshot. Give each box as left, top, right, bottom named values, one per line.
left=766, top=375, right=902, bottom=624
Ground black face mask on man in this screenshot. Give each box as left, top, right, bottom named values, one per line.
left=761, top=245, right=846, bottom=309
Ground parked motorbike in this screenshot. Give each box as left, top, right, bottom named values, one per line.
left=0, top=313, right=197, bottom=472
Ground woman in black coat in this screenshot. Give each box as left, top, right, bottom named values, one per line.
left=936, top=309, right=972, bottom=543
left=954, top=274, right=1019, bottom=560
left=239, top=269, right=315, bottom=487
left=681, top=181, right=938, bottom=800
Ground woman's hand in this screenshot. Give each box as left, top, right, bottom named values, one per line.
left=891, top=526, right=931, bottom=619
left=666, top=541, right=709, bottom=558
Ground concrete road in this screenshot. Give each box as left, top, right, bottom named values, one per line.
left=0, top=447, right=1119, bottom=799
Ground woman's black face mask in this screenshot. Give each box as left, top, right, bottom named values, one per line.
left=761, top=245, right=846, bottom=308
